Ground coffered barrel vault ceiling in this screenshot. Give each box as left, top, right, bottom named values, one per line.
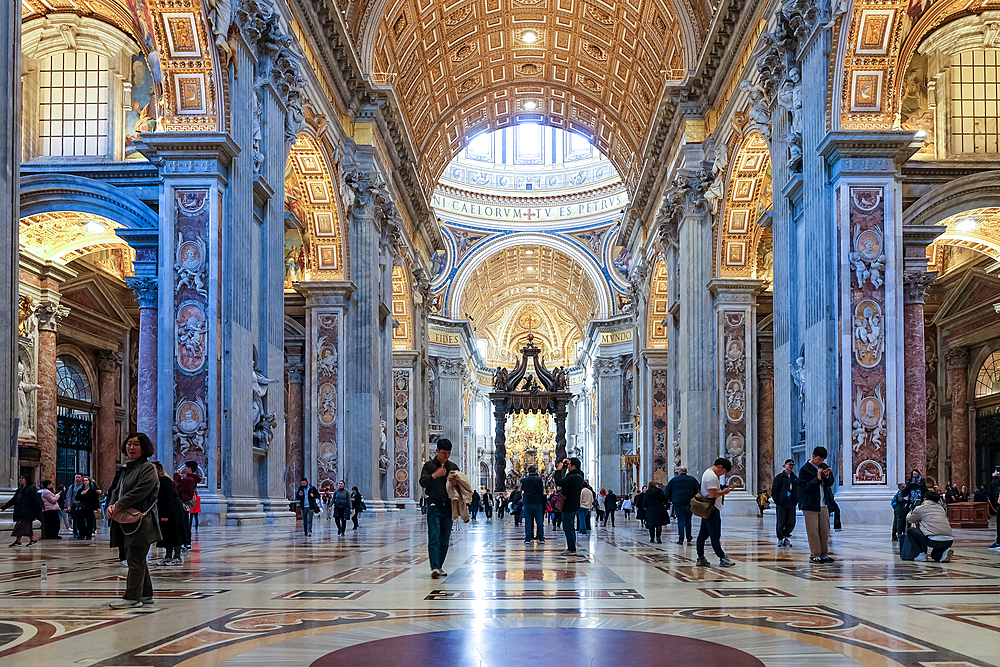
left=352, top=0, right=711, bottom=196
left=457, top=243, right=604, bottom=365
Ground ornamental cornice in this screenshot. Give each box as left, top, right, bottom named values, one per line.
left=434, top=182, right=627, bottom=209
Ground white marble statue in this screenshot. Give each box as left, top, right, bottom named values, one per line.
left=17, top=360, right=39, bottom=437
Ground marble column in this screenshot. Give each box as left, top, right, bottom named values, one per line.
left=675, top=159, right=716, bottom=478
left=34, top=302, right=67, bottom=484
left=594, top=357, right=623, bottom=490
left=903, top=272, right=935, bottom=477
left=709, top=278, right=764, bottom=511
left=342, top=168, right=387, bottom=503
left=125, top=277, right=157, bottom=444
left=285, top=356, right=304, bottom=500
left=437, top=357, right=466, bottom=457
left=946, top=347, right=970, bottom=488
left=0, top=1, right=19, bottom=493
left=96, top=350, right=123, bottom=492
left=657, top=218, right=681, bottom=475
left=757, top=357, right=775, bottom=494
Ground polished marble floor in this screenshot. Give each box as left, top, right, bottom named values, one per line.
left=1, top=510, right=998, bottom=666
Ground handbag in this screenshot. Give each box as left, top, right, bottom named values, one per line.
left=114, top=504, right=155, bottom=535
left=690, top=493, right=716, bottom=519
left=182, top=499, right=196, bottom=512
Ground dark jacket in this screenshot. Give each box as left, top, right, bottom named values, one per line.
left=990, top=474, right=1000, bottom=510
left=419, top=457, right=459, bottom=503
left=663, top=473, right=700, bottom=506
left=471, top=490, right=481, bottom=509
left=109, top=457, right=161, bottom=549
left=156, top=475, right=184, bottom=548
left=771, top=471, right=798, bottom=509
left=644, top=485, right=670, bottom=527
left=905, top=477, right=928, bottom=507
left=554, top=467, right=584, bottom=513
left=798, top=461, right=834, bottom=512
left=2, top=484, right=43, bottom=523
left=351, top=490, right=364, bottom=512
left=296, top=484, right=321, bottom=512
left=520, top=473, right=545, bottom=505
left=605, top=491, right=618, bottom=512
left=635, top=491, right=646, bottom=517
left=75, top=486, right=101, bottom=513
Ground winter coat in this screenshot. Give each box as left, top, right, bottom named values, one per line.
left=419, top=457, right=460, bottom=504
left=156, top=475, right=184, bottom=549
left=351, top=491, right=364, bottom=512
left=175, top=472, right=201, bottom=503
left=554, top=468, right=584, bottom=513
left=663, top=474, right=700, bottom=506
left=605, top=491, right=618, bottom=513
left=644, top=485, right=670, bottom=528
left=771, top=471, right=798, bottom=509
left=296, top=485, right=321, bottom=512
left=799, top=461, right=835, bottom=512
left=906, top=501, right=953, bottom=539
left=109, top=457, right=162, bottom=549
left=75, top=486, right=101, bottom=513
left=520, top=473, right=545, bottom=505
left=40, top=488, right=61, bottom=512
left=2, top=484, right=43, bottom=523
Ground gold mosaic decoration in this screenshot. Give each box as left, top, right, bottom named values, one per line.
left=19, top=211, right=131, bottom=262
left=718, top=132, right=771, bottom=278
left=646, top=258, right=669, bottom=349
left=285, top=135, right=346, bottom=282
left=459, top=243, right=599, bottom=367
left=931, top=207, right=1000, bottom=262
left=363, top=0, right=705, bottom=196
left=392, top=265, right=413, bottom=350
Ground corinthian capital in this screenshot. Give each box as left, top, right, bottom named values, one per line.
left=945, top=347, right=969, bottom=369
left=96, top=350, right=125, bottom=373
left=126, top=276, right=159, bottom=309
left=903, top=271, right=936, bottom=304
left=36, top=302, right=70, bottom=332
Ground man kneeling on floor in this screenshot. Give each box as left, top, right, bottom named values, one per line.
left=903, top=489, right=953, bottom=562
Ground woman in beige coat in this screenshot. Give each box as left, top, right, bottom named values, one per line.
left=106, top=433, right=161, bottom=608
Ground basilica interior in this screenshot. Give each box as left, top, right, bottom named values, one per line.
left=2, top=0, right=1000, bottom=664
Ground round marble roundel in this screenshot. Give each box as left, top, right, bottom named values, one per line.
left=309, top=627, right=766, bottom=666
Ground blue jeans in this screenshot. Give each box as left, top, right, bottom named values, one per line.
left=523, top=504, right=544, bottom=541
left=302, top=506, right=314, bottom=535
left=563, top=513, right=577, bottom=552
left=427, top=503, right=453, bottom=570
left=675, top=504, right=693, bottom=541
left=577, top=509, right=589, bottom=533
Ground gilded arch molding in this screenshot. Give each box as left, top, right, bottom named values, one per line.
left=716, top=132, right=772, bottom=278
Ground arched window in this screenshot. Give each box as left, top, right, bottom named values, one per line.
left=56, top=354, right=93, bottom=402
left=975, top=350, right=1000, bottom=398
left=21, top=16, right=151, bottom=161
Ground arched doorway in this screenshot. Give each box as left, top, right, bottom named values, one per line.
left=55, top=353, right=97, bottom=489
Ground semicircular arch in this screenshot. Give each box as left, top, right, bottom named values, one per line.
left=20, top=174, right=158, bottom=230
left=447, top=232, right=613, bottom=320
left=716, top=132, right=772, bottom=278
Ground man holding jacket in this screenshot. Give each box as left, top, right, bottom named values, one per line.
left=799, top=446, right=835, bottom=563
left=419, top=438, right=460, bottom=578
left=771, top=459, right=798, bottom=547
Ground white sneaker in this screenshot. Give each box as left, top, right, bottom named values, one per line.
left=437, top=569, right=448, bottom=577
left=109, top=598, right=142, bottom=609
left=914, top=553, right=928, bottom=562
left=430, top=568, right=442, bottom=579
left=939, top=548, right=952, bottom=563
left=140, top=596, right=154, bottom=605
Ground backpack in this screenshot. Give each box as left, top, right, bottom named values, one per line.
left=551, top=492, right=565, bottom=512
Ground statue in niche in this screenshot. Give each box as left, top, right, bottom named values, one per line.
left=378, top=419, right=389, bottom=473
left=777, top=67, right=803, bottom=136
left=205, top=0, right=235, bottom=71
left=703, top=141, right=728, bottom=216
left=252, top=365, right=277, bottom=451
left=791, top=356, right=806, bottom=430
left=740, top=80, right=772, bottom=139
left=17, top=360, right=39, bottom=437
left=622, top=367, right=634, bottom=422
left=522, top=376, right=541, bottom=394
left=252, top=93, right=264, bottom=175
